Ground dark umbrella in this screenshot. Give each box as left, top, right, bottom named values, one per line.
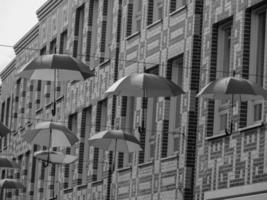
left=0, top=179, right=25, bottom=200
left=0, top=157, right=19, bottom=168
left=0, top=122, right=10, bottom=137
left=18, top=54, right=94, bottom=81
left=197, top=76, right=267, bottom=134
left=17, top=54, right=94, bottom=116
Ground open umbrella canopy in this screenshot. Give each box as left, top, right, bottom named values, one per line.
left=0, top=122, right=10, bottom=137
left=22, top=121, right=79, bottom=147
left=17, top=54, right=94, bottom=81
left=34, top=150, right=78, bottom=165
left=105, top=73, right=184, bottom=97
left=0, top=179, right=25, bottom=189
left=197, top=77, right=267, bottom=101
left=0, top=157, right=19, bottom=168
left=88, top=130, right=142, bottom=153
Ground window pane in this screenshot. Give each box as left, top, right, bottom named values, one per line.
left=219, top=113, right=228, bottom=131
left=256, top=11, right=266, bottom=86
left=254, top=103, right=262, bottom=122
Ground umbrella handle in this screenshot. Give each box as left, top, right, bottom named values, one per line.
left=42, top=160, right=50, bottom=168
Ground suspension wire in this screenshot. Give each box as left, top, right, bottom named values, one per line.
left=0, top=43, right=265, bottom=79
left=7, top=115, right=186, bottom=135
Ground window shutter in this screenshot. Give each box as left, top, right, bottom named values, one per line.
left=126, top=3, right=133, bottom=36
left=206, top=24, right=218, bottom=137
left=169, top=0, right=177, bottom=13
left=147, top=0, right=154, bottom=26
left=161, top=120, right=169, bottom=158
left=239, top=10, right=251, bottom=128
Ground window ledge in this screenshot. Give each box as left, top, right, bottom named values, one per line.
left=238, top=121, right=264, bottom=132
left=161, top=153, right=179, bottom=162
left=99, top=59, right=111, bottom=69
left=56, top=95, right=64, bottom=102
left=117, top=165, right=132, bottom=173
left=126, top=31, right=140, bottom=41
left=205, top=131, right=229, bottom=141
left=137, top=160, right=154, bottom=168
left=36, top=107, right=43, bottom=113
left=147, top=18, right=163, bottom=30
left=91, top=179, right=103, bottom=186
left=169, top=5, right=187, bottom=16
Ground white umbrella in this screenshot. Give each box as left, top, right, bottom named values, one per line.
left=22, top=121, right=79, bottom=147
left=0, top=157, right=19, bottom=168
left=88, top=130, right=141, bottom=172
left=197, top=77, right=267, bottom=134
left=88, top=129, right=142, bottom=153
left=34, top=150, right=78, bottom=165
left=105, top=73, right=184, bottom=97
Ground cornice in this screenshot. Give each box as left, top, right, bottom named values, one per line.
left=36, top=0, right=64, bottom=21
left=13, top=24, right=39, bottom=55
left=0, top=59, right=16, bottom=81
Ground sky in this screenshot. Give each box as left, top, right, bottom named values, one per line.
left=0, top=0, right=47, bottom=72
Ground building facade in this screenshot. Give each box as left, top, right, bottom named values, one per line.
left=195, top=0, right=267, bottom=200
left=0, top=0, right=223, bottom=199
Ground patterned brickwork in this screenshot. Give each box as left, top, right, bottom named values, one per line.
left=0, top=0, right=203, bottom=200
left=196, top=1, right=267, bottom=200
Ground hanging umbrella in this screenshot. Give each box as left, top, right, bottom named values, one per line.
left=0, top=179, right=25, bottom=189
left=0, top=122, right=10, bottom=137
left=34, top=150, right=78, bottom=165
left=105, top=72, right=184, bottom=133
left=0, top=157, right=19, bottom=168
left=17, top=54, right=94, bottom=116
left=17, top=54, right=94, bottom=81
left=88, top=129, right=142, bottom=153
left=196, top=77, right=267, bottom=134
left=105, top=72, right=184, bottom=97
left=88, top=130, right=141, bottom=172
left=0, top=179, right=25, bottom=200
left=196, top=77, right=267, bottom=101
left=22, top=121, right=79, bottom=147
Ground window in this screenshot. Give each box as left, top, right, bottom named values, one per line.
left=59, top=30, right=68, bottom=54
left=165, top=55, right=183, bottom=156
left=49, top=38, right=57, bottom=54
left=246, top=7, right=267, bottom=126
left=217, top=21, right=232, bottom=78
left=219, top=113, right=228, bottom=131
left=73, top=4, right=85, bottom=59
left=93, top=99, right=108, bottom=181
left=147, top=0, right=154, bottom=25
left=169, top=0, right=185, bottom=13
left=78, top=107, right=91, bottom=185
left=1, top=102, right=5, bottom=123
left=126, top=0, right=142, bottom=37
left=40, top=46, right=46, bottom=55
left=147, top=0, right=164, bottom=26
left=5, top=98, right=10, bottom=126
left=99, top=0, right=113, bottom=62
left=64, top=113, right=78, bottom=189
left=253, top=103, right=262, bottom=122
left=86, top=0, right=99, bottom=66
left=206, top=18, right=233, bottom=136
left=139, top=66, right=159, bottom=163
